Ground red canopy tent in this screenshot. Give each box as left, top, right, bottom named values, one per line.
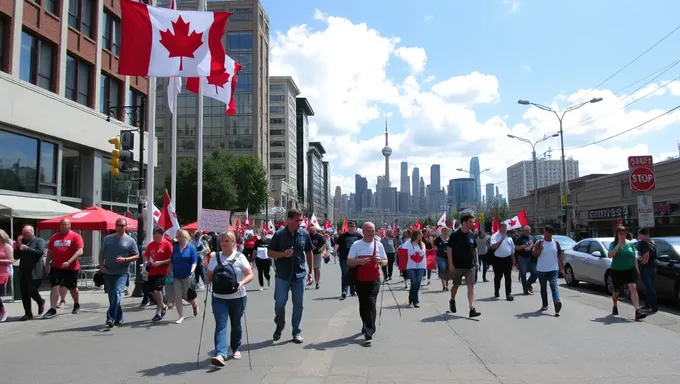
left=181, top=221, right=236, bottom=232
left=37, top=206, right=138, bottom=231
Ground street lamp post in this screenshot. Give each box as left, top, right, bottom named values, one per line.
left=507, top=133, right=559, bottom=230
left=517, top=97, right=602, bottom=236
left=106, top=96, right=146, bottom=297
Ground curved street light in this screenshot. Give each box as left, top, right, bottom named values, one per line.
left=517, top=97, right=603, bottom=235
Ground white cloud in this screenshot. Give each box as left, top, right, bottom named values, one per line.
left=521, top=65, right=531, bottom=72
left=313, top=9, right=326, bottom=21
left=502, top=0, right=520, bottom=12
left=424, top=14, right=433, bottom=22
left=423, top=75, right=436, bottom=83
left=394, top=47, right=427, bottom=74
left=429, top=71, right=500, bottom=104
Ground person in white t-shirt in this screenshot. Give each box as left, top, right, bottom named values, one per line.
left=401, top=229, right=428, bottom=308
left=490, top=223, right=516, bottom=300
left=347, top=222, right=387, bottom=344
left=532, top=225, right=564, bottom=316
left=207, top=231, right=253, bottom=368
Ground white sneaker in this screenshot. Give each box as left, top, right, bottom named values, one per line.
left=259, top=287, right=264, bottom=291
left=0, top=308, right=7, bottom=322
left=175, top=317, right=185, bottom=324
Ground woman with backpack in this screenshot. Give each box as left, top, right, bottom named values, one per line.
left=207, top=231, right=253, bottom=367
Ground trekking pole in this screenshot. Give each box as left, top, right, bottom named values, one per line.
left=243, top=309, right=253, bottom=371
left=385, top=277, right=402, bottom=318
left=379, top=278, right=386, bottom=325
left=196, top=283, right=211, bottom=368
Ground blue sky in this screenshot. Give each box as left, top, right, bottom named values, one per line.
left=263, top=0, right=680, bottom=199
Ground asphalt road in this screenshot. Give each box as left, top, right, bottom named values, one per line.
left=1, top=262, right=680, bottom=384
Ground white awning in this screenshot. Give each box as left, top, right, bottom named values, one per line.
left=0, top=194, right=80, bottom=220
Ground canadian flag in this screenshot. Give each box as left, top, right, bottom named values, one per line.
left=492, top=216, right=500, bottom=234
left=413, top=220, right=422, bottom=230
left=436, top=212, right=447, bottom=228
left=324, top=220, right=332, bottom=230
left=341, top=218, right=348, bottom=233
left=119, top=0, right=230, bottom=77
left=157, top=191, right=181, bottom=238
left=243, top=208, right=250, bottom=229
left=186, top=55, right=242, bottom=115
left=310, top=214, right=322, bottom=230
left=166, top=0, right=182, bottom=113
left=151, top=204, right=161, bottom=226
left=504, top=210, right=529, bottom=230
left=301, top=216, right=309, bottom=229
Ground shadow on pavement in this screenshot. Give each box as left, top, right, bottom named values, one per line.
left=476, top=296, right=501, bottom=302
left=313, top=296, right=342, bottom=301
left=137, top=360, right=207, bottom=377
left=37, top=319, right=172, bottom=335
left=421, top=312, right=479, bottom=322
left=303, top=332, right=362, bottom=351
left=515, top=310, right=549, bottom=319
left=590, top=315, right=633, bottom=325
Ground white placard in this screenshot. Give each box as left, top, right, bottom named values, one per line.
left=198, top=209, right=231, bottom=233
left=637, top=196, right=655, bottom=228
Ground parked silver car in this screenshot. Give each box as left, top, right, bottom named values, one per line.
left=563, top=237, right=620, bottom=294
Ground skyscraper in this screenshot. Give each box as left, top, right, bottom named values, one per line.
left=470, top=157, right=481, bottom=203
left=485, top=183, right=495, bottom=203
left=430, top=164, right=441, bottom=192
left=400, top=161, right=410, bottom=194
left=412, top=167, right=420, bottom=213
left=452, top=178, right=476, bottom=210
left=382, top=120, right=392, bottom=187
left=355, top=174, right=368, bottom=212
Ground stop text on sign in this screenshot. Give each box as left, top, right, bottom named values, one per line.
left=628, top=155, right=656, bottom=192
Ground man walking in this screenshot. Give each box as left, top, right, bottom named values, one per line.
left=490, top=222, right=516, bottom=301
left=515, top=226, right=538, bottom=294
left=348, top=222, right=387, bottom=344
left=334, top=221, right=362, bottom=299
left=636, top=228, right=658, bottom=313
left=533, top=225, right=564, bottom=316
left=447, top=213, right=481, bottom=318
left=99, top=218, right=139, bottom=327
left=44, top=219, right=84, bottom=319
left=14, top=225, right=47, bottom=320
left=267, top=208, right=313, bottom=344
left=308, top=226, right=326, bottom=289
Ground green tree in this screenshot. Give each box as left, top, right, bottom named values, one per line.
left=484, top=198, right=509, bottom=222
left=226, top=154, right=268, bottom=213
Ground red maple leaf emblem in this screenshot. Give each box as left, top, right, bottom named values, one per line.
left=509, top=219, right=517, bottom=226
left=206, top=71, right=231, bottom=93
left=159, top=16, right=204, bottom=71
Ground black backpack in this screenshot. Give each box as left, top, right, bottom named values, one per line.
left=212, top=252, right=239, bottom=295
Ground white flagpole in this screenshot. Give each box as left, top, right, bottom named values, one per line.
left=146, top=77, right=156, bottom=245
left=196, top=0, right=205, bottom=225
left=171, top=81, right=178, bottom=207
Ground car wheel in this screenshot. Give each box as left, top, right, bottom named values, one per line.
left=565, top=265, right=579, bottom=286
left=675, top=283, right=680, bottom=308
left=605, top=272, right=615, bottom=296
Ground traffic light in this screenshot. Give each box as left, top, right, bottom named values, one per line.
left=479, top=212, right=485, bottom=222
left=108, top=132, right=134, bottom=177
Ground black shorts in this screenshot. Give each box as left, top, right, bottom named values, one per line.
left=49, top=268, right=79, bottom=289
left=611, top=268, right=638, bottom=290
left=148, top=275, right=166, bottom=292
left=243, top=248, right=254, bottom=261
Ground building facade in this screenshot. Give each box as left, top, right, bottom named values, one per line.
left=0, top=0, right=153, bottom=260
left=322, top=160, right=332, bottom=222
left=509, top=158, right=680, bottom=238
left=268, top=76, right=299, bottom=208
left=470, top=156, right=481, bottom=203
left=400, top=161, right=409, bottom=194
left=155, top=0, right=270, bottom=186
left=411, top=167, right=420, bottom=213
left=354, top=173, right=367, bottom=212
left=306, top=141, right=326, bottom=219
left=430, top=164, right=440, bottom=192
left=485, top=182, right=495, bottom=203
left=507, top=158, right=579, bottom=201
left=295, top=97, right=312, bottom=208
left=451, top=178, right=475, bottom=211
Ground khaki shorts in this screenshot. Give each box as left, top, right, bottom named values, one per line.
left=313, top=253, right=322, bottom=269
left=452, top=268, right=475, bottom=286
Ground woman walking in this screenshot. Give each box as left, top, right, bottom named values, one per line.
left=434, top=227, right=451, bottom=291
left=170, top=230, right=199, bottom=324
left=476, top=231, right=490, bottom=283
left=608, top=227, right=646, bottom=321
left=0, top=230, right=16, bottom=322
left=254, top=236, right=271, bottom=291
left=399, top=230, right=410, bottom=289
left=403, top=230, right=427, bottom=308
left=208, top=231, right=253, bottom=367
left=380, top=230, right=397, bottom=281
left=422, top=230, right=434, bottom=285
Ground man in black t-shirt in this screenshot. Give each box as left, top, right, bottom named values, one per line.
left=446, top=213, right=481, bottom=318
left=636, top=228, right=658, bottom=312
left=334, top=221, right=363, bottom=299
left=515, top=226, right=538, bottom=294
left=308, top=226, right=327, bottom=289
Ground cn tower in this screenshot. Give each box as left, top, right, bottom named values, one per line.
left=381, top=119, right=392, bottom=186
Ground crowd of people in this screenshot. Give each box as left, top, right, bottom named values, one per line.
left=0, top=209, right=657, bottom=369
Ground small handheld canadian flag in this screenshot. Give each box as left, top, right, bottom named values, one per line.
left=436, top=211, right=447, bottom=228
left=157, top=191, right=181, bottom=238
left=310, top=214, right=322, bottom=230
left=504, top=210, right=529, bottom=230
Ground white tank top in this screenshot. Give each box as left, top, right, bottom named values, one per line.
left=536, top=240, right=559, bottom=272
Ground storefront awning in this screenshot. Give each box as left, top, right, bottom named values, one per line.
left=0, top=195, right=80, bottom=220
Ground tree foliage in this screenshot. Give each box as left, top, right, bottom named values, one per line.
left=483, top=198, right=509, bottom=222
left=153, top=151, right=267, bottom=224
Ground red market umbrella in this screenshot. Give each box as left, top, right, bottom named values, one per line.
left=181, top=221, right=236, bottom=232
left=37, top=206, right=138, bottom=231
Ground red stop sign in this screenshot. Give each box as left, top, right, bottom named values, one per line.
left=630, top=167, right=655, bottom=192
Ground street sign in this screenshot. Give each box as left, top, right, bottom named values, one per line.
left=628, top=156, right=655, bottom=192
left=637, top=196, right=655, bottom=228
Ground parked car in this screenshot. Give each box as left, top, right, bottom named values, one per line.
left=631, top=237, right=680, bottom=307
left=563, top=237, right=618, bottom=294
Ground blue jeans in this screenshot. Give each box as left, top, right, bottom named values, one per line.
left=407, top=269, right=425, bottom=305
left=212, top=296, right=247, bottom=357
left=639, top=267, right=657, bottom=310
left=104, top=273, right=128, bottom=323
left=519, top=257, right=538, bottom=292
left=274, top=276, right=305, bottom=336
left=537, top=270, right=560, bottom=307
left=339, top=259, right=355, bottom=295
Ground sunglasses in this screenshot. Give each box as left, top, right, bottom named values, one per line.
left=116, top=224, right=126, bottom=227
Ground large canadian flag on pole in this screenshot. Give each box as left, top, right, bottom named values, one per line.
left=436, top=211, right=447, bottom=228
left=186, top=55, right=242, bottom=115
left=157, top=191, right=181, bottom=238
left=118, top=0, right=230, bottom=77
left=504, top=210, right=529, bottom=230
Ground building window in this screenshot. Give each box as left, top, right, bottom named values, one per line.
left=128, top=88, right=144, bottom=127
left=19, top=32, right=55, bottom=92
left=227, top=31, right=253, bottom=51
left=270, top=84, right=284, bottom=92
left=270, top=95, right=285, bottom=103
left=0, top=129, right=57, bottom=195
left=271, top=106, right=285, bottom=114
left=0, top=17, right=6, bottom=73
left=230, top=8, right=252, bottom=21
left=100, top=73, right=121, bottom=115
left=270, top=118, right=284, bottom=124
left=32, top=0, right=59, bottom=14
left=68, top=0, right=94, bottom=38
left=102, top=12, right=121, bottom=55
left=270, top=129, right=284, bottom=136
left=271, top=164, right=285, bottom=170
left=236, top=73, right=252, bottom=92
left=65, top=54, right=92, bottom=106
left=61, top=147, right=81, bottom=198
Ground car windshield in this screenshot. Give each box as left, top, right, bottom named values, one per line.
left=552, top=235, right=576, bottom=247
left=601, top=241, right=612, bottom=249
left=665, top=238, right=680, bottom=254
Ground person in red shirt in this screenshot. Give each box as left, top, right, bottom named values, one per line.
left=347, top=222, right=388, bottom=344
left=243, top=232, right=257, bottom=266
left=144, top=227, right=173, bottom=321
left=43, top=219, right=84, bottom=319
